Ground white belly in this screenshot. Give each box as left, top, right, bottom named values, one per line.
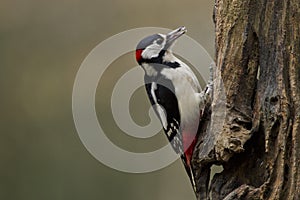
left=161, top=66, right=201, bottom=135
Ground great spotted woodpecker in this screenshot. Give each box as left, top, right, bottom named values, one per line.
left=135, top=26, right=212, bottom=193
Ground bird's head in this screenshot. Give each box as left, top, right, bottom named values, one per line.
left=135, top=26, right=187, bottom=65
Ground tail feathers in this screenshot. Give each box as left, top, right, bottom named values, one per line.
left=181, top=155, right=197, bottom=195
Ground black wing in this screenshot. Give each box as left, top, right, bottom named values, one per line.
left=144, top=77, right=183, bottom=155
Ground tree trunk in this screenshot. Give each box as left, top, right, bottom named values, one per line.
left=193, top=0, right=300, bottom=199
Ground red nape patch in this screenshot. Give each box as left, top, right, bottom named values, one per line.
left=135, top=49, right=143, bottom=62
left=183, top=133, right=197, bottom=167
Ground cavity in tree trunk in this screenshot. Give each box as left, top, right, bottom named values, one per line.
left=192, top=0, right=300, bottom=199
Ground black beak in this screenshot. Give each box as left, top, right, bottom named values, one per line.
left=165, top=26, right=187, bottom=48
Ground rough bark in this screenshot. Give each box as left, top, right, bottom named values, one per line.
left=193, top=0, right=300, bottom=199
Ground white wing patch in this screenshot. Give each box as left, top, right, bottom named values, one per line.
left=151, top=82, right=168, bottom=130
left=151, top=82, right=158, bottom=102
left=153, top=104, right=168, bottom=130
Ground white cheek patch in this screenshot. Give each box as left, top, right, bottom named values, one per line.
left=141, top=35, right=166, bottom=59
left=141, top=44, right=162, bottom=59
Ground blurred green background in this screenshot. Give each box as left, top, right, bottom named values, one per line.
left=0, top=0, right=214, bottom=199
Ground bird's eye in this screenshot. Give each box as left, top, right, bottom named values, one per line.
left=156, top=38, right=163, bottom=45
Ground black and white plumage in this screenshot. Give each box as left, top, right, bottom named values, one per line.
left=136, top=26, right=212, bottom=193
left=145, top=79, right=183, bottom=154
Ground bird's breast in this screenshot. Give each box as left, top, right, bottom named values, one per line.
left=160, top=67, right=200, bottom=133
